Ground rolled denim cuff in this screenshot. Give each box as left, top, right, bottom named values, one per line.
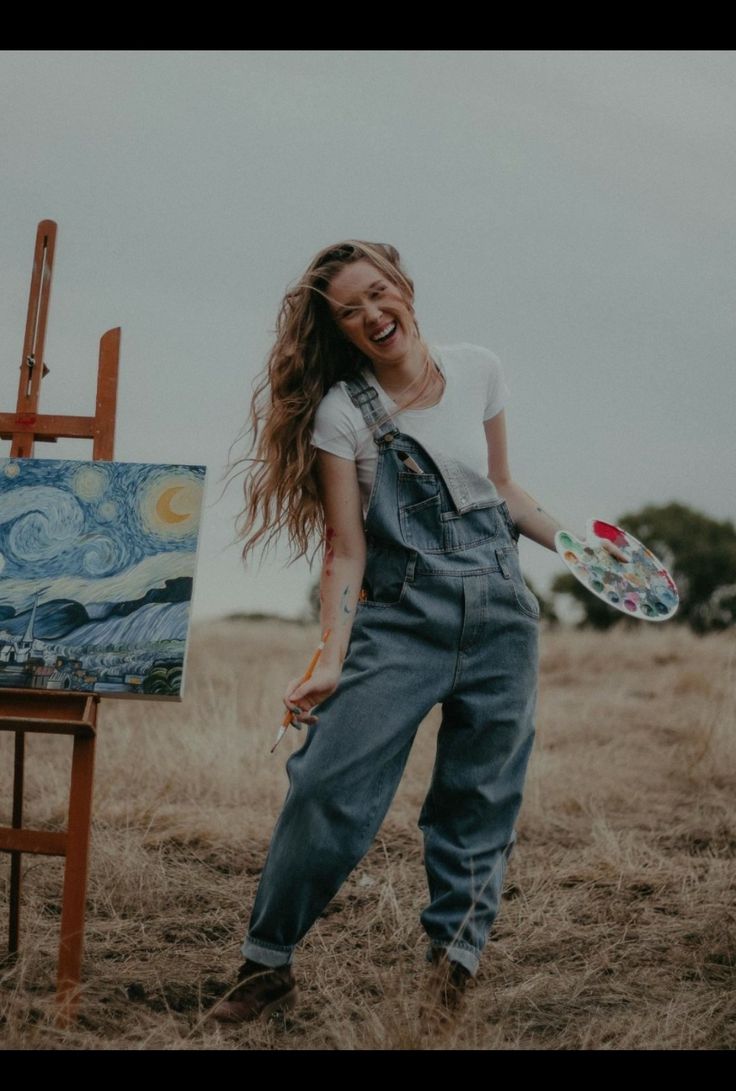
left=241, top=936, right=294, bottom=968
left=425, top=942, right=479, bottom=978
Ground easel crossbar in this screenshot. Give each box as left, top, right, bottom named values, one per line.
left=0, top=413, right=96, bottom=441
left=0, top=690, right=97, bottom=724
left=0, top=718, right=96, bottom=737
left=0, top=828, right=67, bottom=856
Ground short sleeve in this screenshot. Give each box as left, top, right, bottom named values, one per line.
left=310, top=384, right=359, bottom=461
left=482, top=349, right=510, bottom=421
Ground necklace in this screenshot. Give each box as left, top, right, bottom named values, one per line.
left=376, top=352, right=444, bottom=411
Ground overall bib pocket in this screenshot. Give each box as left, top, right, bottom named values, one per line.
left=397, top=473, right=443, bottom=552
left=398, top=470, right=502, bottom=554
left=440, top=501, right=502, bottom=552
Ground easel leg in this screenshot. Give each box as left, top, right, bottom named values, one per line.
left=56, top=733, right=96, bottom=1026
left=8, top=731, right=25, bottom=956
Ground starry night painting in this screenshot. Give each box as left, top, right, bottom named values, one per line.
left=0, top=459, right=206, bottom=700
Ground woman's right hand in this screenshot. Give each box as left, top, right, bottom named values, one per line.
left=283, top=665, right=342, bottom=726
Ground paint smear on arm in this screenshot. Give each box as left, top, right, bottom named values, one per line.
left=325, top=525, right=336, bottom=576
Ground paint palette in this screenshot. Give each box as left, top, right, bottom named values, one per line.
left=555, top=519, right=679, bottom=622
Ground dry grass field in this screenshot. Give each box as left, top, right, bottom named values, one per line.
left=1, top=621, right=734, bottom=1050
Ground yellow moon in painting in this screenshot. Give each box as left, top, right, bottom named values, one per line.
left=140, top=473, right=203, bottom=541
left=156, top=487, right=190, bottom=524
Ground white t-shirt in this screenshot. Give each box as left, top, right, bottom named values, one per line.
left=310, top=343, right=509, bottom=518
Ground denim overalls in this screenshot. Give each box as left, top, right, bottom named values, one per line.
left=242, top=377, right=539, bottom=977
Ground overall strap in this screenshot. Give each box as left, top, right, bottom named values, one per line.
left=343, top=375, right=399, bottom=448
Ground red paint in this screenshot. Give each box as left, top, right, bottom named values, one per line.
left=592, top=520, right=626, bottom=546
left=15, top=414, right=37, bottom=426
left=325, top=525, right=336, bottom=563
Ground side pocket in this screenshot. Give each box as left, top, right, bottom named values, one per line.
left=399, top=492, right=443, bottom=551
left=358, top=545, right=411, bottom=607
left=496, top=547, right=540, bottom=620
left=512, top=576, right=540, bottom=620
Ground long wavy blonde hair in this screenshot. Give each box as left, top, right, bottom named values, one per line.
left=233, top=239, right=441, bottom=569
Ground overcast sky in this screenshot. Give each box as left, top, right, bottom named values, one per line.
left=1, top=50, right=734, bottom=620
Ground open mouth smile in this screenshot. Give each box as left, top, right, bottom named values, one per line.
left=370, top=321, right=398, bottom=344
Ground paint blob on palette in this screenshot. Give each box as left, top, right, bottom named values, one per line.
left=555, top=519, right=679, bottom=622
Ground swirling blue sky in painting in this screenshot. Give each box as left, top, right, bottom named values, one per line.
left=0, top=459, right=205, bottom=608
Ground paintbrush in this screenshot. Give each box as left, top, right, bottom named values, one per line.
left=270, top=628, right=332, bottom=753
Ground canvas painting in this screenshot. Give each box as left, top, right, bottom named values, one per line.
left=0, top=458, right=206, bottom=699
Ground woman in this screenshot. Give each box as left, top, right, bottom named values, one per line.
left=214, top=240, right=621, bottom=1024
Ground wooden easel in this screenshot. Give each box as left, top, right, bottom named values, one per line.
left=0, top=219, right=120, bottom=1025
